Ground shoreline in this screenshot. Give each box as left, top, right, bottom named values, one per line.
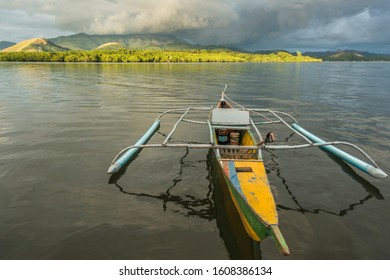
left=0, top=49, right=322, bottom=63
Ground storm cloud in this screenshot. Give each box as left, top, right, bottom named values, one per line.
left=1, top=0, right=390, bottom=52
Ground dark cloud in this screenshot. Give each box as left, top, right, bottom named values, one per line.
left=1, top=0, right=389, bottom=52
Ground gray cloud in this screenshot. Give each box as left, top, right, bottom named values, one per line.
left=1, top=0, right=390, bottom=52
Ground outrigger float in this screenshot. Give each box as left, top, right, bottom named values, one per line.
left=108, top=86, right=387, bottom=256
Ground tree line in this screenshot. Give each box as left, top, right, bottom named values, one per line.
left=0, top=49, right=322, bottom=63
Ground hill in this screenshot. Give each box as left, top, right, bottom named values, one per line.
left=1, top=33, right=389, bottom=61
left=95, top=42, right=126, bottom=50
left=1, top=38, right=69, bottom=52
left=0, top=41, right=15, bottom=50
left=303, top=50, right=390, bottom=61
left=49, top=33, right=193, bottom=50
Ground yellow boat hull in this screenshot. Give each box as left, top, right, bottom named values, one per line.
left=215, top=130, right=290, bottom=256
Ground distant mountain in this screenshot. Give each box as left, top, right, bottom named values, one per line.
left=1, top=38, right=68, bottom=52
left=303, top=50, right=390, bottom=61
left=49, top=33, right=194, bottom=50
left=49, top=33, right=99, bottom=50
left=0, top=41, right=16, bottom=50
left=3, top=33, right=389, bottom=62
left=195, top=44, right=250, bottom=53
left=254, top=49, right=292, bottom=55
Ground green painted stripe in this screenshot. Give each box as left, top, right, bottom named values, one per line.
left=224, top=173, right=269, bottom=240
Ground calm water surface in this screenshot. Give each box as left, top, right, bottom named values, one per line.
left=0, top=62, right=389, bottom=260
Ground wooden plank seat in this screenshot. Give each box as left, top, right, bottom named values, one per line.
left=220, top=148, right=257, bottom=159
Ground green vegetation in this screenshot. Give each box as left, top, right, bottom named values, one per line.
left=0, top=49, right=321, bottom=63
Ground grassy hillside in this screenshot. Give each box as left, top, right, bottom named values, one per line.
left=1, top=38, right=68, bottom=52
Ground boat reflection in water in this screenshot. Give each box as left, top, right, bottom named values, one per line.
left=209, top=150, right=262, bottom=259
left=108, top=144, right=384, bottom=259
left=109, top=148, right=262, bottom=259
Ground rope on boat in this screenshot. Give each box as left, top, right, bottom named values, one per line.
left=265, top=109, right=313, bottom=144
left=253, top=120, right=282, bottom=125
left=207, top=120, right=215, bottom=145
left=110, top=91, right=386, bottom=178
left=162, top=107, right=191, bottom=145
left=155, top=106, right=211, bottom=121
left=217, top=97, right=381, bottom=170
left=223, top=94, right=273, bottom=121
left=111, top=147, right=130, bottom=164
left=223, top=93, right=312, bottom=145
left=265, top=141, right=380, bottom=168
left=112, top=140, right=380, bottom=170
left=250, top=117, right=263, bottom=142
left=266, top=110, right=299, bottom=125
left=182, top=119, right=208, bottom=124
left=122, top=101, right=380, bottom=169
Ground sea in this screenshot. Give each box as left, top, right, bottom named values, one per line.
left=0, top=62, right=389, bottom=260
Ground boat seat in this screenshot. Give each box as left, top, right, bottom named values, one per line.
left=220, top=148, right=257, bottom=159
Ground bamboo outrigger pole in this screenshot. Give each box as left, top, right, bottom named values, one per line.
left=108, top=120, right=160, bottom=174
left=291, top=123, right=388, bottom=179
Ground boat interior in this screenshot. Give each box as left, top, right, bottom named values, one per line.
left=214, top=129, right=258, bottom=159
left=211, top=104, right=258, bottom=160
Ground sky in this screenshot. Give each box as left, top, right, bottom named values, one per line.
left=1, top=0, right=390, bottom=53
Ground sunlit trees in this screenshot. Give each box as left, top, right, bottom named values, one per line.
left=0, top=49, right=322, bottom=63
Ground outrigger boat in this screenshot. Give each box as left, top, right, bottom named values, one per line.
left=108, top=86, right=387, bottom=256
